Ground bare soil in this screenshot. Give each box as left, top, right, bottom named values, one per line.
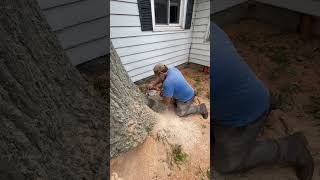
left=110, top=64, right=210, bottom=180
left=214, top=20, right=320, bottom=180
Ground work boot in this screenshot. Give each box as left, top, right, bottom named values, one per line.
left=277, top=132, right=314, bottom=180
left=294, top=133, right=314, bottom=180
left=200, top=103, right=208, bottom=119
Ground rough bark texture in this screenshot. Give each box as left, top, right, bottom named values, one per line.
left=0, top=0, right=108, bottom=179
left=110, top=44, right=157, bottom=157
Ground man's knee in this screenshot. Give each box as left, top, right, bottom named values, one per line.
left=176, top=109, right=186, bottom=117
left=214, top=158, right=242, bottom=174
left=176, top=104, right=188, bottom=116
left=214, top=150, right=244, bottom=174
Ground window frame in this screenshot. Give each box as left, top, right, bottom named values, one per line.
left=150, top=0, right=188, bottom=31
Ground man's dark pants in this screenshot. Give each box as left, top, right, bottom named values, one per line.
left=214, top=110, right=288, bottom=173
left=175, top=99, right=202, bottom=117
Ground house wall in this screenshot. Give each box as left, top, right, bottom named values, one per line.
left=314, top=17, right=320, bottom=36
left=110, top=0, right=193, bottom=82
left=213, top=0, right=320, bottom=17
left=211, top=2, right=249, bottom=27
left=36, top=0, right=108, bottom=65
left=190, top=0, right=210, bottom=66
left=255, top=0, right=320, bottom=36
left=212, top=0, right=247, bottom=14
left=256, top=0, right=320, bottom=17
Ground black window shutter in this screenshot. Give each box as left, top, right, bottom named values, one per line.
left=185, top=0, right=194, bottom=29
left=137, top=0, right=153, bottom=31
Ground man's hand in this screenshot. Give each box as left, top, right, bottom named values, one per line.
left=146, top=83, right=153, bottom=90
left=146, top=84, right=160, bottom=91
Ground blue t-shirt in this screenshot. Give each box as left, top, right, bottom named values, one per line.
left=162, top=68, right=195, bottom=102
left=211, top=22, right=270, bottom=127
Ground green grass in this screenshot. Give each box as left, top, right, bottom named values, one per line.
left=172, top=144, right=188, bottom=165
left=267, top=48, right=294, bottom=80
left=193, top=76, right=202, bottom=95
left=206, top=168, right=210, bottom=179
left=197, top=166, right=210, bottom=180
left=280, top=82, right=301, bottom=94
left=278, top=83, right=301, bottom=111
left=194, top=76, right=201, bottom=87
left=194, top=76, right=201, bottom=82
left=145, top=126, right=152, bottom=134
left=272, top=48, right=288, bottom=66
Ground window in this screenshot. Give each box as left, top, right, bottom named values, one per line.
left=151, top=0, right=187, bottom=31
left=137, top=0, right=194, bottom=31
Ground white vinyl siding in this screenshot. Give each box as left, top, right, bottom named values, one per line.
left=111, top=0, right=193, bottom=82
left=37, top=0, right=108, bottom=65
left=189, top=0, right=210, bottom=66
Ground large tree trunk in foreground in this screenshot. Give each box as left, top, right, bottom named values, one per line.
left=0, top=0, right=108, bottom=179
left=110, top=44, right=157, bottom=157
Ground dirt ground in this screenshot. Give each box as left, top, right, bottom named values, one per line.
left=110, top=64, right=210, bottom=180
left=214, top=20, right=320, bottom=180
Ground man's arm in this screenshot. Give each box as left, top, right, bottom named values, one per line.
left=146, top=76, right=162, bottom=90
left=161, top=96, right=172, bottom=112
left=161, top=81, right=173, bottom=109
left=162, top=96, right=172, bottom=105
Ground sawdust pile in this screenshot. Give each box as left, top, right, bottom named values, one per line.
left=151, top=113, right=202, bottom=152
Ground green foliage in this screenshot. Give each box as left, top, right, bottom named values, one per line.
left=145, top=126, right=152, bottom=134
left=278, top=83, right=301, bottom=110
left=193, top=76, right=201, bottom=87
left=267, top=48, right=296, bottom=80
left=206, top=168, right=210, bottom=179
left=172, top=144, right=188, bottom=165
left=272, top=48, right=288, bottom=66
left=193, top=76, right=202, bottom=95
left=280, top=82, right=301, bottom=95
left=193, top=76, right=201, bottom=83
left=197, top=166, right=210, bottom=180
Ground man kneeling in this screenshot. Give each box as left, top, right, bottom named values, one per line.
left=147, top=64, right=208, bottom=119
left=211, top=22, right=314, bottom=180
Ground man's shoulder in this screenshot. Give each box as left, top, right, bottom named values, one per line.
left=169, top=67, right=179, bottom=72
left=163, top=78, right=173, bottom=87
left=168, top=67, right=182, bottom=76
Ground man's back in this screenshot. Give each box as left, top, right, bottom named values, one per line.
left=211, top=22, right=270, bottom=127
left=163, top=68, right=194, bottom=102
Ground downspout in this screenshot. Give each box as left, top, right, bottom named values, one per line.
left=188, top=0, right=197, bottom=64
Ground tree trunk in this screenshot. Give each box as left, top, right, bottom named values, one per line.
left=0, top=0, right=158, bottom=179
left=0, top=0, right=108, bottom=179
left=110, top=44, right=157, bottom=157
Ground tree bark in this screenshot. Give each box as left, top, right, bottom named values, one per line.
left=0, top=0, right=157, bottom=179
left=110, top=44, right=157, bottom=157
left=0, top=0, right=108, bottom=179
